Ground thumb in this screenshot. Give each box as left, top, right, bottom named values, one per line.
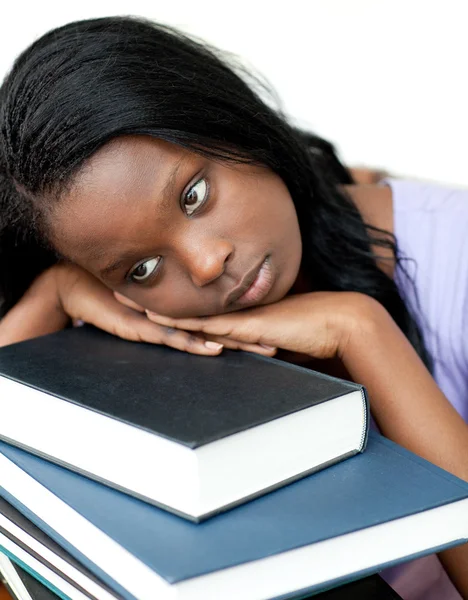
left=113, top=291, right=146, bottom=313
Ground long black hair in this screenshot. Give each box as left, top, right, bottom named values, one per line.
left=0, top=15, right=431, bottom=368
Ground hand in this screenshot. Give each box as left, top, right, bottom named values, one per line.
left=146, top=291, right=380, bottom=361
left=54, top=263, right=272, bottom=356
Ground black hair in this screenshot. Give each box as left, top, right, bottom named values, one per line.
left=0, top=15, right=431, bottom=368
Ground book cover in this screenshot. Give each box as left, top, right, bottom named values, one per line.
left=1, top=554, right=61, bottom=600
left=0, top=555, right=402, bottom=600
left=0, top=326, right=365, bottom=447
left=0, top=326, right=368, bottom=520
left=0, top=498, right=117, bottom=600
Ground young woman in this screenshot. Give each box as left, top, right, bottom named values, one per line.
left=1, top=16, right=467, bottom=599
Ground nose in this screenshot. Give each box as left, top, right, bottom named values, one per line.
left=183, top=237, right=233, bottom=288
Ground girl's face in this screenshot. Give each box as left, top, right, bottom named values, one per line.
left=51, top=135, right=302, bottom=317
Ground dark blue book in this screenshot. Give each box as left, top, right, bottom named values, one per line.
left=1, top=432, right=467, bottom=600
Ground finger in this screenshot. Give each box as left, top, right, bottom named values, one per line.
left=146, top=311, right=238, bottom=338
left=146, top=310, right=267, bottom=347
left=87, top=306, right=224, bottom=356
left=113, top=291, right=146, bottom=313
left=205, top=335, right=277, bottom=356
left=155, top=325, right=224, bottom=356
left=77, top=287, right=223, bottom=355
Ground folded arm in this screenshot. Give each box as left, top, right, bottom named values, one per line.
left=0, top=265, right=69, bottom=347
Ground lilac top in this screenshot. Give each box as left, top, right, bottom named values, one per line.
left=379, top=179, right=468, bottom=599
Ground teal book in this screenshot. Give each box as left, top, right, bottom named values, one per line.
left=0, top=553, right=62, bottom=600
left=0, top=433, right=467, bottom=600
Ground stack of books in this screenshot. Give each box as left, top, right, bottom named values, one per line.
left=0, top=326, right=467, bottom=600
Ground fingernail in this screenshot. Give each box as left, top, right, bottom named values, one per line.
left=205, top=341, right=223, bottom=351
left=145, top=310, right=157, bottom=317
left=260, top=344, right=276, bottom=350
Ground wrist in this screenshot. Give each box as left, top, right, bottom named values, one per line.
left=52, top=262, right=83, bottom=318
left=35, top=264, right=67, bottom=316
left=335, top=293, right=390, bottom=364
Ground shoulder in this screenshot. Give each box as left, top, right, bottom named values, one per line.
left=344, top=180, right=468, bottom=295
left=344, top=183, right=393, bottom=235
left=383, top=179, right=468, bottom=415
left=344, top=178, right=468, bottom=231
left=344, top=183, right=394, bottom=277
left=345, top=179, right=468, bottom=275
left=376, top=178, right=468, bottom=292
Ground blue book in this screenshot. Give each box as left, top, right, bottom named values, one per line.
left=0, top=553, right=402, bottom=600
left=1, top=432, right=467, bottom=600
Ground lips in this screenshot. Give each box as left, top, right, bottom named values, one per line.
left=225, top=256, right=274, bottom=308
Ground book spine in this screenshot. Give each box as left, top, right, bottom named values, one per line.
left=359, top=386, right=370, bottom=451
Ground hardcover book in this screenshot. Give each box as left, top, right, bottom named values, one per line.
left=0, top=433, right=465, bottom=600
left=0, top=326, right=368, bottom=520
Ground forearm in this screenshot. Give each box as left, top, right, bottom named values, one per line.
left=0, top=268, right=69, bottom=347
left=341, top=300, right=468, bottom=595
left=342, top=302, right=468, bottom=477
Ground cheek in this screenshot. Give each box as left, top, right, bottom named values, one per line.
left=119, top=284, right=209, bottom=318
left=227, top=179, right=297, bottom=239
left=257, top=181, right=301, bottom=245
left=258, top=180, right=302, bottom=289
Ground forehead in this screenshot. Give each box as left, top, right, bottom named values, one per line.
left=74, top=135, right=188, bottom=201
left=50, top=136, right=191, bottom=257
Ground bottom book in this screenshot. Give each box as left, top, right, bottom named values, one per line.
left=0, top=497, right=402, bottom=600
left=1, top=553, right=64, bottom=600
left=0, top=553, right=402, bottom=600
left=0, top=432, right=467, bottom=600
left=0, top=497, right=116, bottom=600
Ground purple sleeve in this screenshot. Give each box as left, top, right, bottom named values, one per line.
left=380, top=178, right=468, bottom=600
left=386, top=178, right=468, bottom=420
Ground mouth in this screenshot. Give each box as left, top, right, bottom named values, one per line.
left=225, top=256, right=274, bottom=308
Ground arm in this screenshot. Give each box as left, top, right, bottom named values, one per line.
left=145, top=292, right=468, bottom=596
left=0, top=264, right=203, bottom=350
left=0, top=266, right=69, bottom=347
left=342, top=300, right=468, bottom=596
left=0, top=264, right=270, bottom=356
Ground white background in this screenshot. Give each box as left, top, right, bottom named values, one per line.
left=1, top=0, right=467, bottom=186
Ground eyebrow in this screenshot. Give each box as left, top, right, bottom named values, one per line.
left=160, top=157, right=185, bottom=205
left=98, top=157, right=187, bottom=280
left=99, top=251, right=144, bottom=279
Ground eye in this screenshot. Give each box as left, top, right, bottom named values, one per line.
left=183, top=178, right=209, bottom=216
left=129, top=257, right=161, bottom=283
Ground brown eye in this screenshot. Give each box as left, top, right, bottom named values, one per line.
left=130, top=257, right=161, bottom=283
left=183, top=178, right=208, bottom=216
